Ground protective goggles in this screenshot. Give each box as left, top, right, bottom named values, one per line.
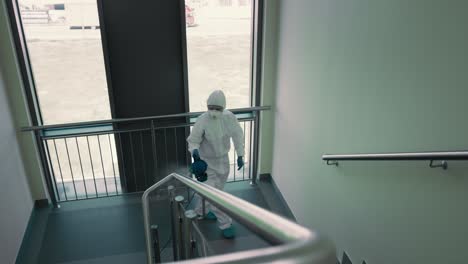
left=207, top=105, right=224, bottom=111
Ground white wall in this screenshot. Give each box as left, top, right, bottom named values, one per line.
left=271, top=1, right=468, bottom=263
left=0, top=2, right=35, bottom=263
left=0, top=56, right=34, bottom=264
left=1, top=0, right=47, bottom=201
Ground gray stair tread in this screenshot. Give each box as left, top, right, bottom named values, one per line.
left=195, top=219, right=270, bottom=255
left=58, top=252, right=146, bottom=264
left=257, top=178, right=296, bottom=221
left=192, top=181, right=272, bottom=256
left=206, top=235, right=270, bottom=255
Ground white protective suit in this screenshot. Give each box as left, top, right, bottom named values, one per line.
left=187, top=90, right=245, bottom=229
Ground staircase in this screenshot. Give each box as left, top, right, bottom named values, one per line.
left=16, top=177, right=313, bottom=264
left=144, top=177, right=301, bottom=262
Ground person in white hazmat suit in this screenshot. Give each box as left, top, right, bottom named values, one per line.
left=187, top=90, right=244, bottom=239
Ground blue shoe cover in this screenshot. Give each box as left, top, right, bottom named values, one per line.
left=222, top=226, right=236, bottom=239
left=205, top=211, right=217, bottom=220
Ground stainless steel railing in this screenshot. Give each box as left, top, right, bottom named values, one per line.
left=322, top=150, right=468, bottom=169
left=22, top=107, right=270, bottom=206
left=21, top=106, right=270, bottom=132
left=142, top=173, right=336, bottom=264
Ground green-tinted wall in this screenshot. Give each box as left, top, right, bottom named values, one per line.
left=270, top=1, right=468, bottom=263
left=1, top=0, right=47, bottom=200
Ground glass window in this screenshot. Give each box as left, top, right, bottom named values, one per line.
left=185, top=0, right=255, bottom=181
left=18, top=0, right=111, bottom=124
left=185, top=0, right=253, bottom=111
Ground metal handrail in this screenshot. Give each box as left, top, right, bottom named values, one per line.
left=39, top=115, right=256, bottom=140
left=21, top=106, right=271, bottom=132
left=322, top=151, right=468, bottom=161
left=322, top=151, right=468, bottom=169
left=142, top=173, right=335, bottom=264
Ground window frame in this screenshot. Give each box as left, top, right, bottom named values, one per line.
left=6, top=0, right=265, bottom=204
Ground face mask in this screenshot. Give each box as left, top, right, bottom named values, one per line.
left=209, top=110, right=222, bottom=119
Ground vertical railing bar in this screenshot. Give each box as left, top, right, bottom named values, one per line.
left=139, top=131, right=148, bottom=189
left=186, top=127, right=191, bottom=169
left=116, top=133, right=128, bottom=192
left=75, top=137, right=88, bottom=199
left=183, top=210, right=197, bottom=259
left=108, top=134, right=119, bottom=195
left=164, top=128, right=169, bottom=171
left=151, top=225, right=161, bottom=263
left=176, top=197, right=186, bottom=259
left=53, top=139, right=68, bottom=201
left=96, top=135, right=109, bottom=196
left=249, top=120, right=253, bottom=180
left=129, top=132, right=138, bottom=191
left=168, top=186, right=179, bottom=261
left=86, top=136, right=99, bottom=197
left=202, top=198, right=206, bottom=217
left=35, top=132, right=58, bottom=207
left=252, top=112, right=261, bottom=184
left=150, top=120, right=159, bottom=184
left=174, top=128, right=179, bottom=169
left=45, top=139, right=61, bottom=202
left=243, top=121, right=246, bottom=180
left=64, top=138, right=78, bottom=200
left=233, top=148, right=236, bottom=182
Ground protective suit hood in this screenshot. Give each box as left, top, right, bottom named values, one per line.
left=207, top=90, right=226, bottom=109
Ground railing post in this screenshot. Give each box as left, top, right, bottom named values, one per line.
left=183, top=210, right=197, bottom=259
left=151, top=120, right=158, bottom=183
left=34, top=131, right=59, bottom=208
left=168, top=185, right=179, bottom=261
left=251, top=111, right=260, bottom=185
left=151, top=225, right=161, bottom=263
left=202, top=197, right=206, bottom=217
left=175, top=195, right=186, bottom=259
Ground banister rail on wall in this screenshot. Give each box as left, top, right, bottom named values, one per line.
left=142, top=173, right=336, bottom=264
left=322, top=151, right=468, bottom=169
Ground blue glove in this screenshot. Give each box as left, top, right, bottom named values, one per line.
left=192, top=149, right=200, bottom=160
left=237, top=156, right=244, bottom=171
left=191, top=159, right=207, bottom=175
left=191, top=159, right=208, bottom=182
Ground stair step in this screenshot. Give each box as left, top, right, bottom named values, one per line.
left=194, top=219, right=270, bottom=256
left=257, top=175, right=296, bottom=221
left=57, top=252, right=146, bottom=264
